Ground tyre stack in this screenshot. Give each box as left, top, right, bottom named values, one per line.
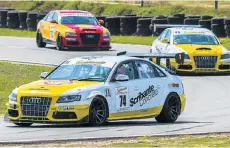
left=26, top=11, right=38, bottom=31
left=224, top=18, right=230, bottom=37
left=37, top=13, right=47, bottom=23
left=105, top=17, right=120, bottom=35
left=211, top=18, right=226, bottom=37
left=136, top=18, right=152, bottom=36
left=0, top=10, right=8, bottom=28
left=150, top=15, right=168, bottom=36
left=198, top=15, right=213, bottom=30
left=120, top=16, right=141, bottom=35
left=7, top=11, right=20, bottom=29
left=184, top=15, right=200, bottom=25
left=173, top=13, right=185, bottom=24
left=167, top=16, right=183, bottom=25
left=18, top=11, right=28, bottom=30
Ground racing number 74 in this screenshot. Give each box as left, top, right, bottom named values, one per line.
left=120, top=95, right=126, bottom=107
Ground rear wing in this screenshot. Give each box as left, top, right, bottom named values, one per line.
left=117, top=51, right=185, bottom=74
left=153, top=24, right=201, bottom=34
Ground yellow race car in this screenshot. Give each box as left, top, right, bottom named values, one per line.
left=150, top=26, right=230, bottom=74
left=36, top=10, right=111, bottom=51
left=5, top=55, right=186, bottom=127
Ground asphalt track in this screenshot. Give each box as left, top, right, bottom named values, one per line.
left=1, top=36, right=230, bottom=143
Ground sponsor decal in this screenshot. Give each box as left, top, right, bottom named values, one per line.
left=60, top=13, right=93, bottom=16
left=44, top=80, right=73, bottom=85
left=75, top=60, right=106, bottom=65
left=168, top=83, right=179, bottom=87
left=130, top=85, right=158, bottom=107
left=29, top=87, right=49, bottom=91
left=116, top=86, right=128, bottom=95
left=58, top=106, right=74, bottom=110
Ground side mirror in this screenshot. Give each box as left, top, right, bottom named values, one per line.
left=49, top=19, right=57, bottom=24
left=98, top=19, right=104, bottom=25
left=161, top=38, right=169, bottom=43
left=115, top=74, right=129, bottom=81
left=40, top=72, right=49, bottom=78
left=220, top=39, right=226, bottom=44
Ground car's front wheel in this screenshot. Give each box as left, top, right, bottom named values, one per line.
left=14, top=123, right=33, bottom=127
left=56, top=35, right=65, bottom=51
left=89, top=97, right=108, bottom=126
left=155, top=93, right=181, bottom=123
left=36, top=31, right=46, bottom=48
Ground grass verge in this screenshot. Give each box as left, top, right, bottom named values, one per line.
left=1, top=133, right=230, bottom=147
left=0, top=61, right=53, bottom=115
left=1, top=28, right=230, bottom=49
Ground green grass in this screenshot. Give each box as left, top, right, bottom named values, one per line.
left=0, top=62, right=53, bottom=115
left=1, top=1, right=230, bottom=17
left=2, top=134, right=230, bottom=147
left=1, top=28, right=230, bottom=49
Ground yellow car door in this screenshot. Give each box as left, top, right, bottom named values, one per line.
left=41, top=11, right=55, bottom=40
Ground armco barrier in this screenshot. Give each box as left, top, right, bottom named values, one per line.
left=0, top=8, right=230, bottom=38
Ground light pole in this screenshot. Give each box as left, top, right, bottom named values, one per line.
left=215, top=0, right=218, bottom=9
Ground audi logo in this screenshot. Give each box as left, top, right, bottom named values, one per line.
left=86, top=35, right=94, bottom=38
left=28, top=98, right=42, bottom=103
left=200, top=57, right=210, bottom=60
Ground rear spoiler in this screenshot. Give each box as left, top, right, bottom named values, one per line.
left=117, top=51, right=185, bottom=74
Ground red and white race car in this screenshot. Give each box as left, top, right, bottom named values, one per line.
left=36, top=10, right=111, bottom=51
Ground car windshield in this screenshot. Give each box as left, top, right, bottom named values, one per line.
left=46, top=64, right=112, bottom=82
left=60, top=16, right=98, bottom=25
left=173, top=34, right=219, bottom=45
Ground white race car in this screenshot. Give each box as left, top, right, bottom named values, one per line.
left=6, top=52, right=186, bottom=126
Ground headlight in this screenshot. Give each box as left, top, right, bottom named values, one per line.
left=57, top=95, right=81, bottom=103
left=9, top=92, right=17, bottom=102
left=103, top=32, right=110, bottom=37
left=221, top=53, right=230, bottom=59
left=66, top=32, right=77, bottom=37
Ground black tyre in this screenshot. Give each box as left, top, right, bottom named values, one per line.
left=155, top=93, right=181, bottom=123
left=14, top=123, right=33, bottom=127
left=36, top=30, right=46, bottom=48
left=56, top=34, right=64, bottom=51
left=89, top=97, right=108, bottom=126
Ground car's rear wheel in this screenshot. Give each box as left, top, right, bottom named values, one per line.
left=89, top=97, right=108, bottom=126
left=36, top=31, right=46, bottom=48
left=155, top=93, right=181, bottom=123
left=56, top=35, right=65, bottom=51
left=14, top=123, right=33, bottom=127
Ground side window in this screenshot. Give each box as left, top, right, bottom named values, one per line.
left=52, top=12, right=58, bottom=22
left=135, top=60, right=156, bottom=79
left=165, top=30, right=171, bottom=42
left=153, top=66, right=167, bottom=77
left=158, top=29, right=168, bottom=40
left=44, top=12, right=54, bottom=22
left=115, top=62, right=135, bottom=80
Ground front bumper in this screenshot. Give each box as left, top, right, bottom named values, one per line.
left=63, top=33, right=111, bottom=49
left=6, top=102, right=90, bottom=124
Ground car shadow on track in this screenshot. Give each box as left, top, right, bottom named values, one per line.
left=6, top=120, right=214, bottom=128
left=45, top=47, right=116, bottom=52
left=178, top=73, right=230, bottom=77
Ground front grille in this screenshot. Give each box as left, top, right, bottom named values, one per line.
left=194, top=56, right=217, bottom=68
left=20, top=96, right=52, bottom=117
left=80, top=33, right=100, bottom=45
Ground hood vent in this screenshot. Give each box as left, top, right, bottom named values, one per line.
left=196, top=48, right=211, bottom=50
left=82, top=29, right=96, bottom=32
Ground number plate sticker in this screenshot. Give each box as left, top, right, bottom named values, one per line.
left=115, top=86, right=130, bottom=112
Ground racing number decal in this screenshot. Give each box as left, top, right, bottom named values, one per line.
left=115, top=87, right=130, bottom=112
left=119, top=95, right=126, bottom=107
left=50, top=26, right=56, bottom=40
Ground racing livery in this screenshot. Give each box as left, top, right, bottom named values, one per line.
left=5, top=54, right=186, bottom=126
left=150, top=26, right=230, bottom=73
left=36, top=10, right=111, bottom=51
